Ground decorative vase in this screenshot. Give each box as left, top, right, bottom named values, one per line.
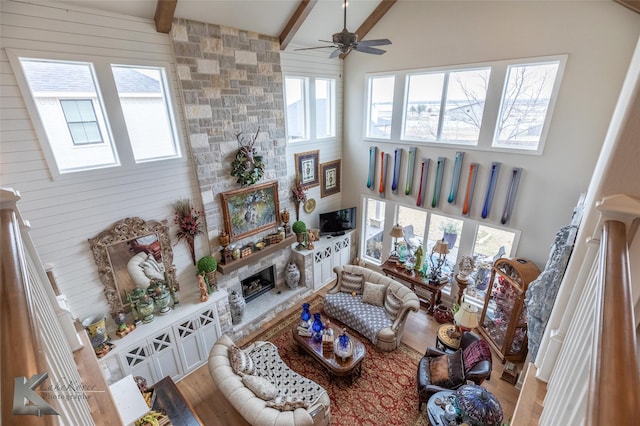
left=137, top=299, right=155, bottom=323
left=155, top=289, right=171, bottom=314
left=434, top=304, right=454, bottom=324
left=334, top=329, right=353, bottom=360
left=229, top=290, right=246, bottom=325
left=300, top=302, right=311, bottom=327
left=476, top=267, right=491, bottom=291
left=285, top=262, right=301, bottom=289
left=443, top=231, right=458, bottom=250
left=312, top=313, right=323, bottom=342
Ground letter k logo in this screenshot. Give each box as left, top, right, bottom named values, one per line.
left=13, top=372, right=60, bottom=416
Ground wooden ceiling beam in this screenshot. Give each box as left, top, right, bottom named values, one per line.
left=341, top=0, right=397, bottom=59
left=280, top=0, right=318, bottom=50
left=614, top=0, right=640, bottom=14
left=155, top=0, right=177, bottom=34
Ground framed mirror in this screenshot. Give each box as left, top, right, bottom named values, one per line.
left=89, top=217, right=179, bottom=318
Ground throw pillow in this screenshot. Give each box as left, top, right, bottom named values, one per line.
left=340, top=271, right=364, bottom=294
left=462, top=339, right=492, bottom=374
left=362, top=281, right=386, bottom=307
left=429, top=349, right=465, bottom=388
left=242, top=375, right=278, bottom=400
left=229, top=345, right=254, bottom=376
left=266, top=396, right=310, bottom=411
left=384, top=289, right=403, bottom=319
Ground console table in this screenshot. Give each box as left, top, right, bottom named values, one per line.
left=381, top=260, right=446, bottom=314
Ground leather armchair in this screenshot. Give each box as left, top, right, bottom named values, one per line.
left=417, top=332, right=492, bottom=410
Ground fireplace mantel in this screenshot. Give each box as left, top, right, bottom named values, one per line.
left=217, top=235, right=296, bottom=275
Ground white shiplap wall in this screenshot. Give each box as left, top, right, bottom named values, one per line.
left=0, top=0, right=203, bottom=321
left=280, top=47, right=345, bottom=229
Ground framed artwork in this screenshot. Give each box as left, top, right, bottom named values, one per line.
left=220, top=181, right=280, bottom=241
left=294, top=150, right=319, bottom=188
left=321, top=159, right=341, bottom=198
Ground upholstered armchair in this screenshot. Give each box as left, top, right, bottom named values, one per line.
left=417, top=332, right=492, bottom=411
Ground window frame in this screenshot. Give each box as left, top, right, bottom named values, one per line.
left=364, top=55, right=567, bottom=155
left=7, top=49, right=184, bottom=179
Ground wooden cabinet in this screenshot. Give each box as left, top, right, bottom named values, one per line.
left=312, top=232, right=351, bottom=290
left=478, top=257, right=540, bottom=363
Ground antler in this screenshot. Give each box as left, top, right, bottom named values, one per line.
left=235, top=126, right=261, bottom=150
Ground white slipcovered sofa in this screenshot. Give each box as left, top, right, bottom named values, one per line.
left=208, top=334, right=331, bottom=426
left=324, top=265, right=420, bottom=351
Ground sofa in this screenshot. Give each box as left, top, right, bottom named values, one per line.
left=324, top=265, right=420, bottom=351
left=208, top=334, right=331, bottom=426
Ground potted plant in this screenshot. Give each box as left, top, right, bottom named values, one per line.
left=441, top=222, right=461, bottom=249
left=197, top=255, right=218, bottom=293
left=292, top=220, right=307, bottom=249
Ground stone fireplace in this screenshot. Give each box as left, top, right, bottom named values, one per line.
left=241, top=265, right=275, bottom=302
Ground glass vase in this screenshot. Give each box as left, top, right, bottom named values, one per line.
left=312, top=313, right=323, bottom=342
left=300, top=303, right=311, bottom=327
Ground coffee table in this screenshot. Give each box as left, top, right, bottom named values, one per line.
left=292, top=324, right=366, bottom=383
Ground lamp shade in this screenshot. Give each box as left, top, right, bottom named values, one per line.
left=454, top=302, right=479, bottom=330
left=390, top=224, right=404, bottom=238
left=432, top=239, right=450, bottom=255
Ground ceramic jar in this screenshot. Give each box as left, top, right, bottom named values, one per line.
left=285, top=261, right=301, bottom=289
left=229, top=290, right=246, bottom=324
left=434, top=304, right=454, bottom=324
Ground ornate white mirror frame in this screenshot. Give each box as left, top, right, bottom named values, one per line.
left=88, top=217, right=179, bottom=318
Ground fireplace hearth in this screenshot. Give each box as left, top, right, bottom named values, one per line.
left=241, top=266, right=275, bottom=303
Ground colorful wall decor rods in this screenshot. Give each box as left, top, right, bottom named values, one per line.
left=462, top=163, right=479, bottom=217
left=379, top=151, right=389, bottom=198
left=448, top=151, right=465, bottom=204
left=431, top=157, right=446, bottom=209
left=391, top=148, right=402, bottom=194
left=501, top=167, right=522, bottom=225
left=405, top=147, right=417, bottom=195
left=416, top=158, right=430, bottom=207
left=481, top=162, right=501, bottom=219
left=367, top=146, right=377, bottom=190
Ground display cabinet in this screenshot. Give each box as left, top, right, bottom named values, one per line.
left=478, top=257, right=540, bottom=363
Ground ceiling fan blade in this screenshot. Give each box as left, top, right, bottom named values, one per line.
left=329, top=48, right=343, bottom=59
left=356, top=39, right=392, bottom=47
left=294, top=45, right=337, bottom=51
left=353, top=45, right=387, bottom=55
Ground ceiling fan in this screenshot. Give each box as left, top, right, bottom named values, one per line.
left=296, top=0, right=391, bottom=58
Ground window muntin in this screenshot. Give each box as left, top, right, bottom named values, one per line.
left=285, top=76, right=308, bottom=142
left=493, top=61, right=561, bottom=150
left=19, top=58, right=119, bottom=173
left=366, top=75, right=395, bottom=139
left=60, top=99, right=103, bottom=145
left=315, top=78, right=335, bottom=139
left=111, top=65, right=180, bottom=162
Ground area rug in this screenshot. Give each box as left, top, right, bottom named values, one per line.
left=257, top=295, right=429, bottom=426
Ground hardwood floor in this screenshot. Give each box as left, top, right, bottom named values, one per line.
left=178, top=293, right=522, bottom=425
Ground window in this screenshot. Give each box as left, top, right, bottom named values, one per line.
left=60, top=99, right=103, bottom=145
left=9, top=52, right=182, bottom=177
left=363, top=198, right=386, bottom=263
left=493, top=61, right=562, bottom=150
left=366, top=75, right=395, bottom=139
left=365, top=55, right=566, bottom=153
left=285, top=75, right=336, bottom=143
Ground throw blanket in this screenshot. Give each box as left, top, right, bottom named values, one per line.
left=324, top=292, right=393, bottom=344
left=249, top=342, right=324, bottom=406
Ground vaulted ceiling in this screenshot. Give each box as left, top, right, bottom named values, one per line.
left=58, top=0, right=399, bottom=52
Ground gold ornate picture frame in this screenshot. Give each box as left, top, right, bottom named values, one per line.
left=220, top=180, right=280, bottom=242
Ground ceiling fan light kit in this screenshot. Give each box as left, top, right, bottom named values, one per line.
left=296, top=0, right=391, bottom=58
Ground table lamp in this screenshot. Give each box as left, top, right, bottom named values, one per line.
left=429, top=239, right=450, bottom=282
left=389, top=224, right=404, bottom=259
left=454, top=301, right=479, bottom=332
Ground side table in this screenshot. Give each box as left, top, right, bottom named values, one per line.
left=426, top=390, right=458, bottom=426
left=436, top=324, right=461, bottom=352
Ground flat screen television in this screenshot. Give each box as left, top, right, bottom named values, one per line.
left=319, top=207, right=357, bottom=236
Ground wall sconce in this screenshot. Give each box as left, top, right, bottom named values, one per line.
left=429, top=239, right=449, bottom=282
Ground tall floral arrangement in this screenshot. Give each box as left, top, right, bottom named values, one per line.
left=172, top=199, right=203, bottom=265
left=291, top=177, right=307, bottom=221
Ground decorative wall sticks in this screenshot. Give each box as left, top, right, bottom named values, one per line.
left=416, top=158, right=430, bottom=207
left=367, top=146, right=377, bottom=190
left=379, top=151, right=389, bottom=198
left=391, top=148, right=402, bottom=195
left=405, top=147, right=417, bottom=196
left=431, top=157, right=446, bottom=208
left=501, top=167, right=522, bottom=225
left=448, top=151, right=465, bottom=204
left=462, top=163, right=479, bottom=217
left=481, top=162, right=501, bottom=219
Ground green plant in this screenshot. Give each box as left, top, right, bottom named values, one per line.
left=292, top=220, right=307, bottom=234
left=197, top=255, right=217, bottom=274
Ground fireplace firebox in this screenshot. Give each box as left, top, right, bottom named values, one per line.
left=241, top=265, right=275, bottom=303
